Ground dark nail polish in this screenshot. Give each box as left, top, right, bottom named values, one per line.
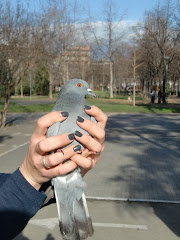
left=75, top=131, right=82, bottom=137
left=61, top=111, right=69, bottom=117
left=84, top=105, right=91, bottom=110
left=73, top=145, right=81, bottom=152
left=77, top=116, right=84, bottom=123
left=68, top=133, right=75, bottom=140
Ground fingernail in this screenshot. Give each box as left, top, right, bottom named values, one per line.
left=61, top=111, right=69, bottom=117
left=84, top=105, right=91, bottom=110
left=77, top=116, right=84, bottom=123
left=73, top=145, right=81, bottom=152
left=68, top=133, right=75, bottom=140
left=75, top=130, right=82, bottom=137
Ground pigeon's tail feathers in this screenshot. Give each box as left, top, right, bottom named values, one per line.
left=59, top=225, right=80, bottom=240
left=53, top=174, right=82, bottom=240
left=81, top=193, right=94, bottom=237
left=55, top=191, right=94, bottom=240
left=56, top=193, right=94, bottom=240
left=56, top=198, right=80, bottom=240
left=53, top=172, right=93, bottom=239
left=74, top=193, right=94, bottom=239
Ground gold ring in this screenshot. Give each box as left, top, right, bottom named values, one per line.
left=43, top=156, right=50, bottom=169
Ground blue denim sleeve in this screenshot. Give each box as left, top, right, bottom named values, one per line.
left=0, top=169, right=46, bottom=240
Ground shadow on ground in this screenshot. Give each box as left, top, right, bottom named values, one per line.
left=4, top=113, right=45, bottom=126
left=151, top=203, right=180, bottom=237
left=0, top=135, right=12, bottom=143
left=14, top=233, right=56, bottom=240
left=105, top=113, right=180, bottom=237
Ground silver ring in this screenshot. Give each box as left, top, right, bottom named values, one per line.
left=43, top=156, right=51, bottom=169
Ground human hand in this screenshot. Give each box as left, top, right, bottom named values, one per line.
left=70, top=105, right=108, bottom=176
left=19, top=112, right=80, bottom=191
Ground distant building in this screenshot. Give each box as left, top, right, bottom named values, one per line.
left=61, top=45, right=91, bottom=83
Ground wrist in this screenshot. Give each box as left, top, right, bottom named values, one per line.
left=19, top=163, right=42, bottom=191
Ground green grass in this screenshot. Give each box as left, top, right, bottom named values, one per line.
left=10, top=92, right=144, bottom=100
left=86, top=99, right=180, bottom=113
left=0, top=102, right=54, bottom=112
left=1, top=99, right=179, bottom=113
left=10, top=95, right=51, bottom=100
left=87, top=91, right=144, bottom=100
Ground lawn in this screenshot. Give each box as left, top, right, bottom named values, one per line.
left=11, top=92, right=144, bottom=100
left=0, top=99, right=179, bottom=113
left=86, top=99, right=180, bottom=113
left=0, top=102, right=54, bottom=112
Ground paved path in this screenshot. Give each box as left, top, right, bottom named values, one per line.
left=0, top=113, right=180, bottom=240
left=14, top=201, right=180, bottom=240
left=85, top=113, right=180, bottom=202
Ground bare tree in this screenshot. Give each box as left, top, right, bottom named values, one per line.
left=39, top=0, right=84, bottom=96
left=134, top=1, right=177, bottom=102
left=0, top=1, right=33, bottom=127
left=82, top=0, right=126, bottom=98
left=173, top=0, right=180, bottom=96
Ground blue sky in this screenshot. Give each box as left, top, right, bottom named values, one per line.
left=85, top=0, right=166, bottom=21
left=9, top=0, right=166, bottom=22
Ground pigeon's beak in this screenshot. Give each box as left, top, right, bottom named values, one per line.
left=87, top=88, right=96, bottom=97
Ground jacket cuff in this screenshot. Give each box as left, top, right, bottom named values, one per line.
left=11, top=168, right=46, bottom=214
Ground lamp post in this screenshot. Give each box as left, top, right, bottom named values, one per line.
left=162, top=56, right=170, bottom=103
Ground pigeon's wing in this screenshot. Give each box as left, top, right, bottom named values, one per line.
left=90, top=115, right=97, bottom=125
left=47, top=122, right=61, bottom=138
left=72, top=115, right=96, bottom=238
left=41, top=122, right=62, bottom=206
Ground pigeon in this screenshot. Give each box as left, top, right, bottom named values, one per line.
left=47, top=79, right=96, bottom=240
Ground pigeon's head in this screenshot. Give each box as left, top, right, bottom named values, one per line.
left=62, top=79, right=96, bottom=98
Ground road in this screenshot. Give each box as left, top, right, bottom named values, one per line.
left=0, top=113, right=180, bottom=240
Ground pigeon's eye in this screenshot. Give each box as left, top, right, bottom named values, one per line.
left=77, top=83, right=82, bottom=88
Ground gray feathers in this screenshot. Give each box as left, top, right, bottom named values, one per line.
left=47, top=79, right=93, bottom=145
left=47, top=79, right=95, bottom=239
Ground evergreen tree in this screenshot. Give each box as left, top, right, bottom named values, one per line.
left=34, top=64, right=49, bottom=95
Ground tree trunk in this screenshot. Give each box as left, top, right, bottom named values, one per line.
left=118, top=79, right=121, bottom=95
left=1, top=87, right=10, bottom=128
left=133, top=49, right=136, bottom=107
left=102, top=64, right=105, bottom=91
left=133, top=81, right=136, bottom=107
left=49, top=71, right=53, bottom=99
left=91, top=74, right=94, bottom=91
left=66, top=63, right=69, bottom=81
left=15, top=85, right=17, bottom=98
left=110, top=61, right=113, bottom=98
left=144, top=79, right=147, bottom=96
left=21, top=79, right=23, bottom=98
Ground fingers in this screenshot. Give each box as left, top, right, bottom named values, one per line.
left=43, top=160, right=78, bottom=178
left=43, top=144, right=81, bottom=168
left=33, top=111, right=69, bottom=139
left=76, top=116, right=105, bottom=144
left=74, top=131, right=102, bottom=153
left=84, top=105, right=108, bottom=129
left=36, top=133, right=74, bottom=155
left=71, top=154, right=94, bottom=170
